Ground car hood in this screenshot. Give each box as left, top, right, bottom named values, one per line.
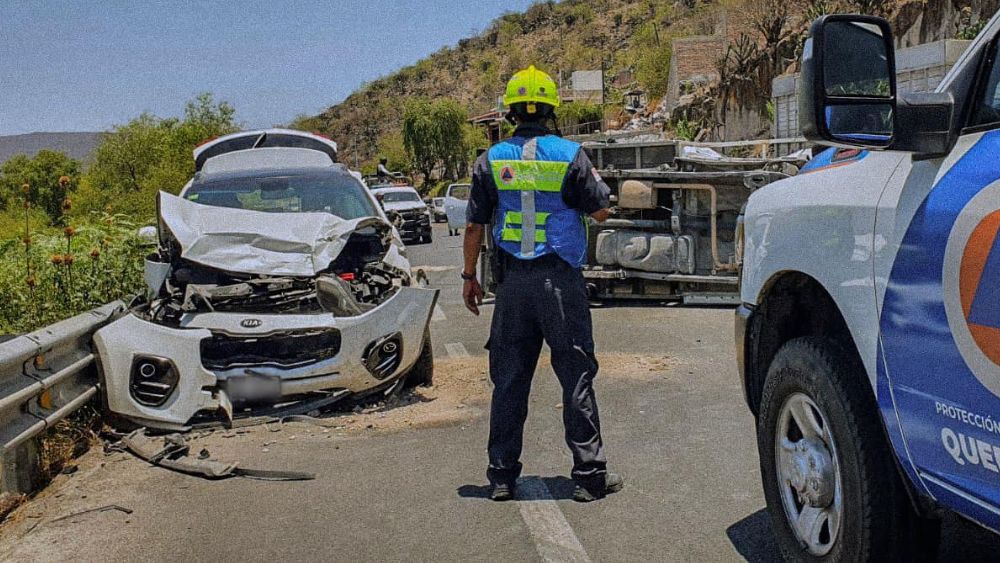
left=381, top=201, right=426, bottom=213
left=159, top=192, right=390, bottom=277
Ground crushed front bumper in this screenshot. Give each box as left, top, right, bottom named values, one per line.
left=94, top=287, right=438, bottom=430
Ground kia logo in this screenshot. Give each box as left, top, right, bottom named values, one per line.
left=240, top=318, right=263, bottom=329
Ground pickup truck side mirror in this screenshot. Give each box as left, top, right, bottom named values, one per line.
left=800, top=14, right=956, bottom=156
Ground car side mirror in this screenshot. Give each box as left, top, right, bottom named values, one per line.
left=800, top=15, right=896, bottom=148
left=800, top=14, right=956, bottom=156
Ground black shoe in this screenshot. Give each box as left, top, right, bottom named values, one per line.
left=573, top=472, right=624, bottom=502
left=490, top=482, right=514, bottom=502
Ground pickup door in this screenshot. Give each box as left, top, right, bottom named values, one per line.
left=875, top=28, right=1000, bottom=529
left=444, top=183, right=470, bottom=231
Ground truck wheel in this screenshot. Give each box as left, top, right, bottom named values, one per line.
left=404, top=329, right=433, bottom=388
left=757, top=337, right=939, bottom=562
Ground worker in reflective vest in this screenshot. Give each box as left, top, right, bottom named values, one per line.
left=462, top=66, right=622, bottom=502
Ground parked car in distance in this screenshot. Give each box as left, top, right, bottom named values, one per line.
left=444, top=183, right=470, bottom=236
left=371, top=185, right=433, bottom=244
left=430, top=197, right=447, bottom=222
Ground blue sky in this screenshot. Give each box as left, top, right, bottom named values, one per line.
left=0, top=0, right=537, bottom=135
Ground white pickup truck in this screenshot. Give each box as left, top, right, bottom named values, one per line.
left=737, top=13, right=1000, bottom=560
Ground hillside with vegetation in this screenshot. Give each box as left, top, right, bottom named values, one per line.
left=293, top=0, right=721, bottom=174
left=296, top=0, right=998, bottom=177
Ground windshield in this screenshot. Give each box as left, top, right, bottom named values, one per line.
left=448, top=185, right=470, bottom=200
left=433, top=198, right=445, bottom=206
left=380, top=191, right=421, bottom=203
left=185, top=172, right=378, bottom=219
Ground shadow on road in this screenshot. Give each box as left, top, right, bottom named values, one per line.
left=728, top=507, right=1000, bottom=561
left=456, top=476, right=577, bottom=501
left=725, top=509, right=781, bottom=562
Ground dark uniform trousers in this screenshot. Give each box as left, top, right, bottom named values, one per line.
left=486, top=253, right=607, bottom=488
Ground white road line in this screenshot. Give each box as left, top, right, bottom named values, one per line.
left=516, top=478, right=592, bottom=563
left=444, top=342, right=469, bottom=358
left=431, top=304, right=447, bottom=322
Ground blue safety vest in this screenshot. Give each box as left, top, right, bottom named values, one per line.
left=488, top=135, right=587, bottom=267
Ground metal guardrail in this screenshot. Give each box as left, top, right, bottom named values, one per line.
left=0, top=301, right=125, bottom=494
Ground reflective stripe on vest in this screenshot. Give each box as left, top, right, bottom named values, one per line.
left=490, top=138, right=569, bottom=256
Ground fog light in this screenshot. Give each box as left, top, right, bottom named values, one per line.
left=363, top=333, right=403, bottom=380
left=129, top=356, right=179, bottom=406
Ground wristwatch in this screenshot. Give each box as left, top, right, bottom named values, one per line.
left=461, top=271, right=477, bottom=281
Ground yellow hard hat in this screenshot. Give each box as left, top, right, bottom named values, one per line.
left=503, top=65, right=560, bottom=109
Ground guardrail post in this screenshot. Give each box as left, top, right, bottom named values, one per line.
left=1, top=438, right=42, bottom=495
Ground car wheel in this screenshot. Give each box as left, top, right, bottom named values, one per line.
left=757, top=337, right=939, bottom=562
left=404, top=328, right=433, bottom=387
left=424, top=232, right=432, bottom=244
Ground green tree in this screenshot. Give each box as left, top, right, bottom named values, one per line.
left=632, top=23, right=672, bottom=98
left=375, top=130, right=412, bottom=174
left=0, top=150, right=81, bottom=224
left=402, top=99, right=473, bottom=185
left=432, top=99, right=470, bottom=181
left=402, top=98, right=439, bottom=184
left=80, top=93, right=239, bottom=219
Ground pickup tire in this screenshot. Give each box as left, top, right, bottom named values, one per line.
left=757, top=337, right=939, bottom=562
left=404, top=329, right=434, bottom=387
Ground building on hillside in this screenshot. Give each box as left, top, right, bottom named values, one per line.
left=469, top=109, right=504, bottom=146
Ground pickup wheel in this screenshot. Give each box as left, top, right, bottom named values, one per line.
left=757, top=337, right=939, bottom=562
left=404, top=329, right=433, bottom=388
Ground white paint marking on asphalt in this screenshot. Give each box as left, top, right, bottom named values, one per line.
left=431, top=304, right=447, bottom=322
left=444, top=342, right=470, bottom=359
left=516, top=478, right=592, bottom=563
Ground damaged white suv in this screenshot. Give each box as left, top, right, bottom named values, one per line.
left=94, top=130, right=438, bottom=431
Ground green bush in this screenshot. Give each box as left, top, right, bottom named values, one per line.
left=0, top=212, right=146, bottom=334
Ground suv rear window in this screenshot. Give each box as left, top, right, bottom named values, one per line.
left=448, top=185, right=470, bottom=200
left=380, top=191, right=421, bottom=203
left=186, top=172, right=377, bottom=220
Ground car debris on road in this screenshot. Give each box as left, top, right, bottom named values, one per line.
left=120, top=429, right=315, bottom=481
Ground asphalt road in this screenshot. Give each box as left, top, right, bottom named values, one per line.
left=2, top=221, right=999, bottom=562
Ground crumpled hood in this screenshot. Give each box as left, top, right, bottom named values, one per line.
left=159, top=192, right=388, bottom=277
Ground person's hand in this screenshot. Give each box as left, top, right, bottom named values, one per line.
left=590, top=208, right=611, bottom=223
left=463, top=277, right=484, bottom=315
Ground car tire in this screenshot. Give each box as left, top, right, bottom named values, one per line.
left=404, top=328, right=433, bottom=387
left=757, top=337, right=939, bottom=562
left=423, top=232, right=432, bottom=244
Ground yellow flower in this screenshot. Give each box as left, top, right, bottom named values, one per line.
left=63, top=254, right=75, bottom=266
left=89, top=247, right=100, bottom=259
left=62, top=197, right=72, bottom=211
left=64, top=226, right=76, bottom=238
left=20, top=183, right=29, bottom=194
left=51, top=255, right=63, bottom=266
left=58, top=176, right=70, bottom=187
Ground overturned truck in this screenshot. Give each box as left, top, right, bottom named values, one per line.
left=576, top=140, right=806, bottom=303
